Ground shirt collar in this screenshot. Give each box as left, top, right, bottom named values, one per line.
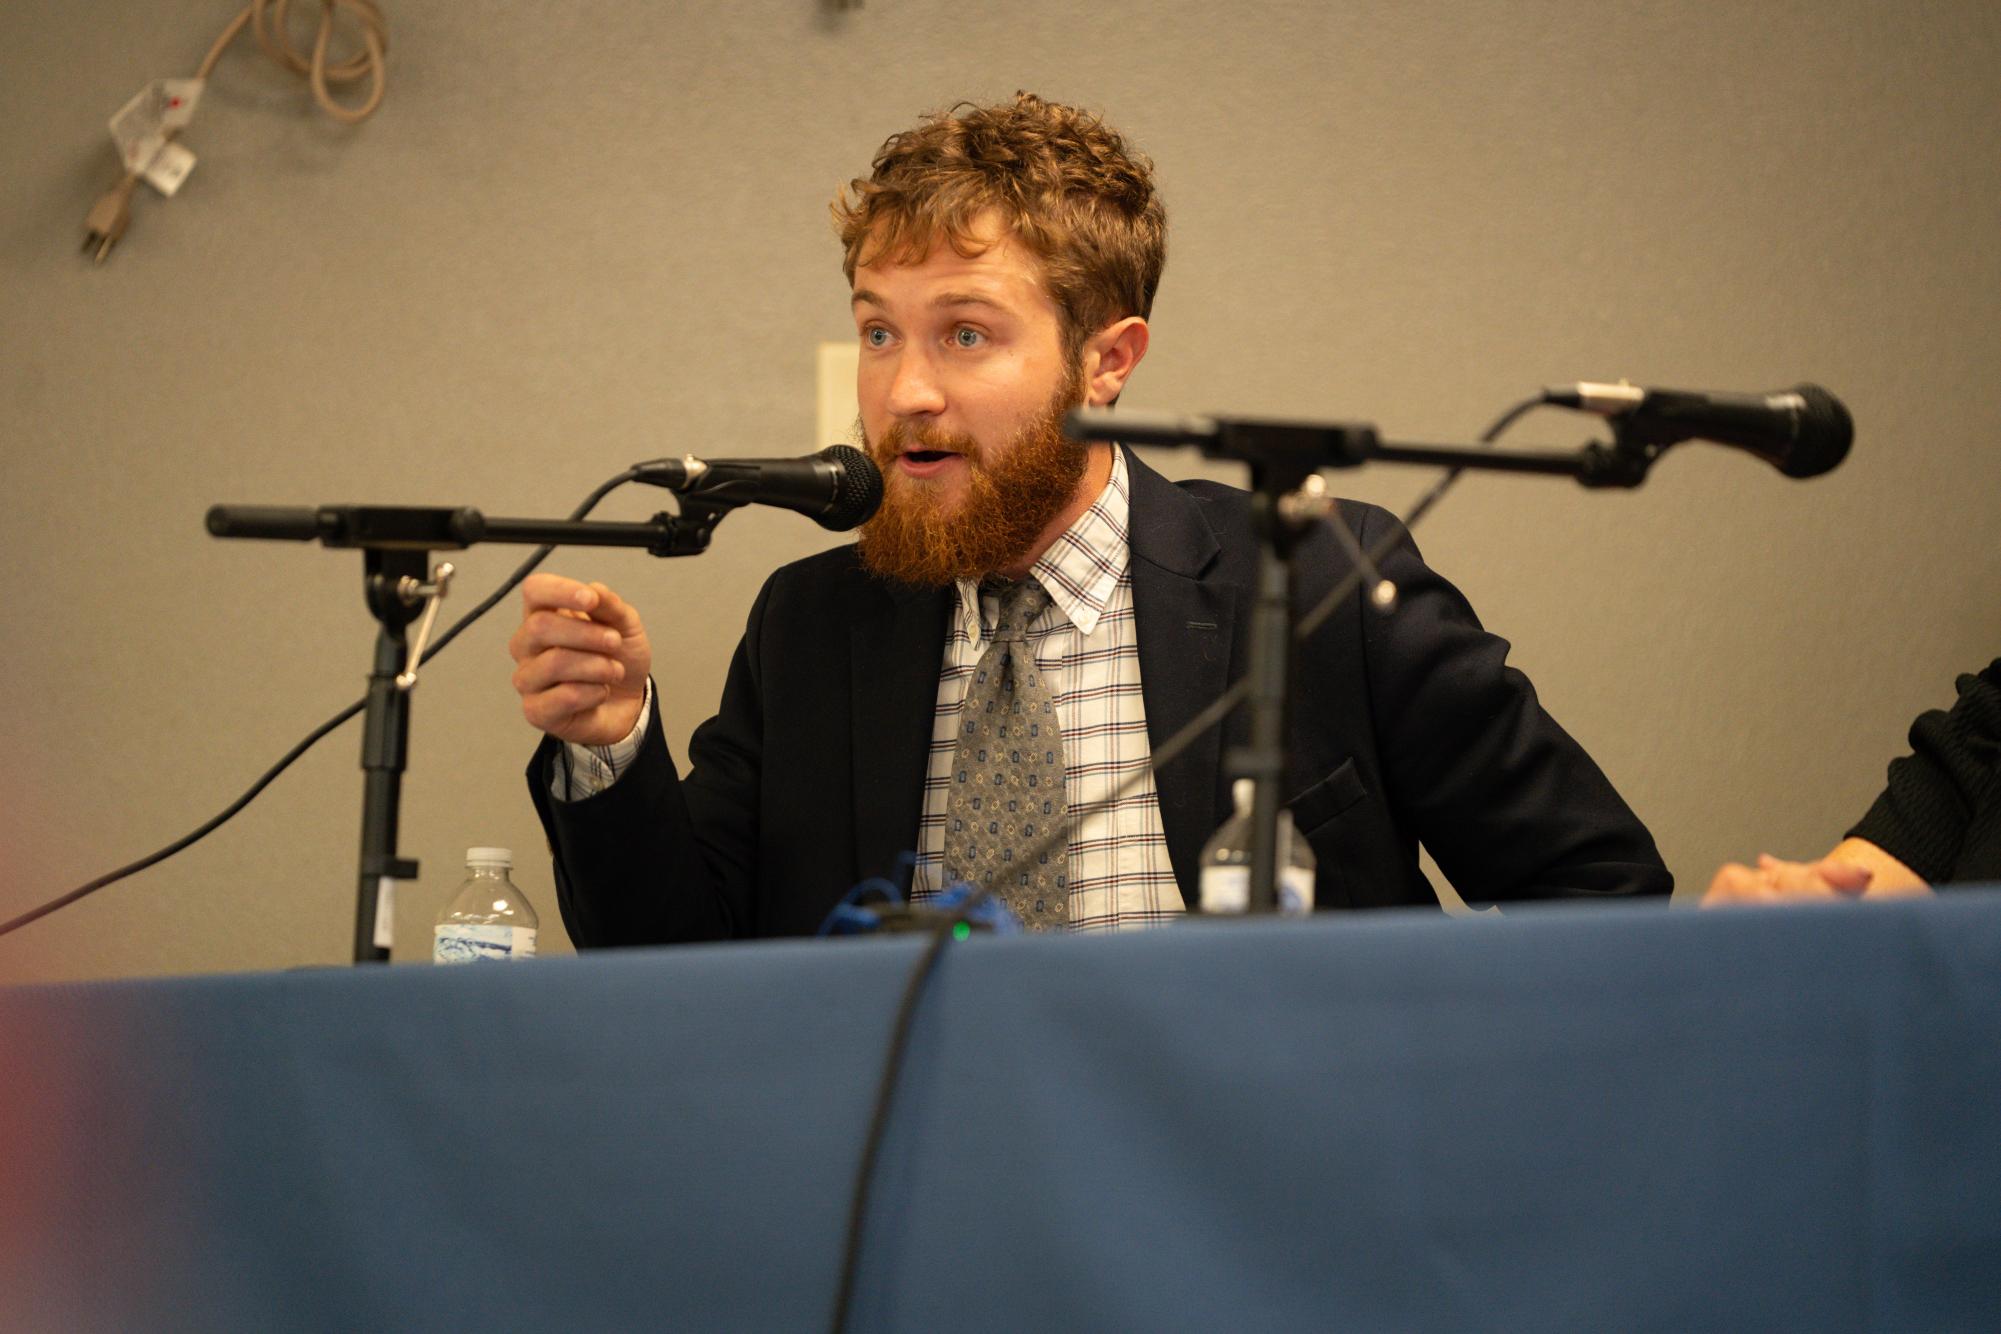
left=955, top=447, right=1132, bottom=649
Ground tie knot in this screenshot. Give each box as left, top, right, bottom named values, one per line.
left=989, top=578, right=1051, bottom=641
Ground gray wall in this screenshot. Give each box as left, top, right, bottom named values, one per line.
left=3, top=0, right=1996, bottom=983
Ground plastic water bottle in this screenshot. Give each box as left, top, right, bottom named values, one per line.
left=433, top=847, right=539, bottom=962
left=1198, top=779, right=1316, bottom=916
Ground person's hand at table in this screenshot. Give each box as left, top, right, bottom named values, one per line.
left=508, top=575, right=653, bottom=746
left=1701, top=837, right=1933, bottom=907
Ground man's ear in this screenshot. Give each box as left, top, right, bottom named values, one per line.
left=1081, top=316, right=1150, bottom=406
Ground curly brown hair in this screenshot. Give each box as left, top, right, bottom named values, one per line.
left=833, top=92, right=1167, bottom=358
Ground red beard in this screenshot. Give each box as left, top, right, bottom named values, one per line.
left=857, top=369, right=1089, bottom=587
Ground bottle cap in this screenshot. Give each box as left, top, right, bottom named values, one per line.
left=466, top=846, right=513, bottom=867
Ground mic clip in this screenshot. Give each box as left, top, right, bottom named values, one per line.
left=643, top=495, right=736, bottom=559
left=1576, top=431, right=1667, bottom=489
left=628, top=457, right=751, bottom=557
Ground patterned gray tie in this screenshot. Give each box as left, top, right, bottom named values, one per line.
left=942, top=578, right=1069, bottom=929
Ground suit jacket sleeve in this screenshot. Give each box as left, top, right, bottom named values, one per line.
left=1845, top=657, right=2001, bottom=884
left=1350, top=504, right=1672, bottom=902
left=525, top=580, right=775, bottom=948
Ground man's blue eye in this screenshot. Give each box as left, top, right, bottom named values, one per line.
left=864, top=327, right=890, bottom=348
left=954, top=328, right=982, bottom=348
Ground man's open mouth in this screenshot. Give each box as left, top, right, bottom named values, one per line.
left=901, top=450, right=961, bottom=464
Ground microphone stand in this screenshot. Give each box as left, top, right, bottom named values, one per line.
left=205, top=497, right=740, bottom=964
left=1066, top=408, right=1667, bottom=914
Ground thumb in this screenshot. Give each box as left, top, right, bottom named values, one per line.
left=1814, top=859, right=1874, bottom=896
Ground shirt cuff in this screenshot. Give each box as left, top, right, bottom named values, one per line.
left=551, top=678, right=653, bottom=802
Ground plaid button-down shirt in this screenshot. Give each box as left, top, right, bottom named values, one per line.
left=913, top=449, right=1182, bottom=929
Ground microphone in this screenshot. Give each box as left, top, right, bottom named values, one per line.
left=1541, top=381, right=1853, bottom=478
left=629, top=444, right=883, bottom=532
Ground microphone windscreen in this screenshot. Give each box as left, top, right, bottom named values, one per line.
left=817, top=444, right=883, bottom=531
left=1785, top=384, right=1853, bottom=478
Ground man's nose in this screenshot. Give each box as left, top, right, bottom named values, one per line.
left=885, top=348, right=946, bottom=418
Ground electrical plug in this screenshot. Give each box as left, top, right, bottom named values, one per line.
left=83, top=177, right=138, bottom=264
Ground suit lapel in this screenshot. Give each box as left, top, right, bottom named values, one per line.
left=849, top=577, right=952, bottom=888
left=1124, top=448, right=1237, bottom=898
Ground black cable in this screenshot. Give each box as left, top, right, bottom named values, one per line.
left=0, top=700, right=369, bottom=940
left=0, top=469, right=639, bottom=942
left=827, top=914, right=956, bottom=1334
left=827, top=396, right=1546, bottom=1332
left=1296, top=392, right=1540, bottom=638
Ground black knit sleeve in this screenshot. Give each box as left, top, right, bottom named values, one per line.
left=1846, top=658, right=2001, bottom=884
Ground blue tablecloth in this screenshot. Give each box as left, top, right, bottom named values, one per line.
left=4, top=892, right=1999, bottom=1331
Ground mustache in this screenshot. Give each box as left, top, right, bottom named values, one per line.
left=870, top=421, right=983, bottom=464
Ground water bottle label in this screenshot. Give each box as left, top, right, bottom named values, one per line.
left=1199, top=867, right=1314, bottom=915
left=1199, top=866, right=1249, bottom=914
left=433, top=924, right=537, bottom=963
left=1279, top=866, right=1315, bottom=916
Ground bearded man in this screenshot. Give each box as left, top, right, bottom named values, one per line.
left=511, top=94, right=1670, bottom=944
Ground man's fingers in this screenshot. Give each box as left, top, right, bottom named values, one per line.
left=520, top=681, right=614, bottom=732
left=1701, top=863, right=1779, bottom=907
left=1706, top=853, right=1878, bottom=908
left=510, top=609, right=625, bottom=662
left=1754, top=853, right=1848, bottom=897
left=583, top=581, right=645, bottom=636
left=517, top=577, right=641, bottom=635
left=1812, top=859, right=1874, bottom=895
left=512, top=648, right=626, bottom=697
left=520, top=573, right=601, bottom=614
left=510, top=575, right=647, bottom=745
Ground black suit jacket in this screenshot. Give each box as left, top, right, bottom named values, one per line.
left=530, top=448, right=1671, bottom=946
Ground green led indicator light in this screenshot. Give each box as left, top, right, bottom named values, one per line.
left=952, top=922, right=971, bottom=942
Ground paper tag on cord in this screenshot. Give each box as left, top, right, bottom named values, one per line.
left=109, top=78, right=204, bottom=175
left=142, top=141, right=196, bottom=196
